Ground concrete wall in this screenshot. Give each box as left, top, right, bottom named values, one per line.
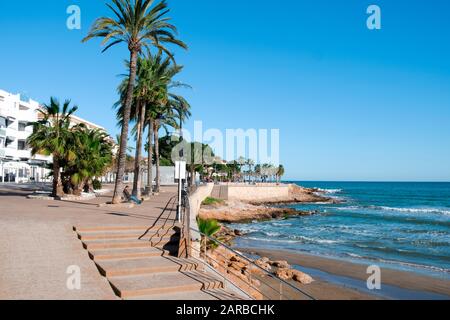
left=188, top=183, right=214, bottom=241
left=224, top=184, right=291, bottom=202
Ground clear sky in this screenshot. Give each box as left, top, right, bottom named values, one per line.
left=1, top=0, right=449, bottom=181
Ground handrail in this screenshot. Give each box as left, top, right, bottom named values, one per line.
left=178, top=189, right=191, bottom=258
left=190, top=226, right=315, bottom=301
left=179, top=190, right=315, bottom=301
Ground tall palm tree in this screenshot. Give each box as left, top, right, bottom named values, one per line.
left=276, top=165, right=285, bottom=183
left=132, top=54, right=172, bottom=197
left=83, top=0, right=187, bottom=203
left=145, top=62, right=191, bottom=193
left=116, top=53, right=189, bottom=196
left=27, top=98, right=78, bottom=197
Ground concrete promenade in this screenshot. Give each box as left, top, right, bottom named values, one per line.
left=0, top=184, right=178, bottom=300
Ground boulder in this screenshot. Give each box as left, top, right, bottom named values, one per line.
left=275, top=268, right=294, bottom=280
left=260, top=257, right=270, bottom=264
left=254, top=258, right=272, bottom=272
left=270, top=260, right=291, bottom=269
left=229, top=261, right=248, bottom=270
left=292, top=270, right=314, bottom=284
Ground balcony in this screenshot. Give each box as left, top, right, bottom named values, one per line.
left=17, top=149, right=31, bottom=159
left=4, top=147, right=17, bottom=159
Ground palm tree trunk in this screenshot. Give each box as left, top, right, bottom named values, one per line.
left=52, top=157, right=64, bottom=198
left=153, top=119, right=160, bottom=193
left=146, top=119, right=153, bottom=194
left=132, top=101, right=146, bottom=198
left=112, top=49, right=138, bottom=204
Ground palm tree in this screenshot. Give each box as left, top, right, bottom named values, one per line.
left=147, top=65, right=191, bottom=193
left=277, top=165, right=285, bottom=183
left=133, top=54, right=177, bottom=197
left=68, top=126, right=113, bottom=195
left=27, top=98, right=78, bottom=197
left=197, top=218, right=221, bottom=251
left=115, top=53, right=190, bottom=196
left=83, top=0, right=187, bottom=203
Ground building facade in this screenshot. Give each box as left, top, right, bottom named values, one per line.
left=0, top=89, right=106, bottom=183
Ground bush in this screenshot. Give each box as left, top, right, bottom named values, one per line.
left=197, top=217, right=222, bottom=250
left=202, top=197, right=224, bottom=206
left=92, top=179, right=102, bottom=190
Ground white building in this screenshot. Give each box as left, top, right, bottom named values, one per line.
left=0, top=89, right=52, bottom=183
left=0, top=89, right=107, bottom=183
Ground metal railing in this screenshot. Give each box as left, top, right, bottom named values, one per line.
left=179, top=191, right=315, bottom=301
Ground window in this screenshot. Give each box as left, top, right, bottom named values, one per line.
left=5, top=138, right=13, bottom=148
left=0, top=116, right=6, bottom=128
left=18, top=122, right=27, bottom=131
left=0, top=137, right=4, bottom=148
left=18, top=140, right=27, bottom=150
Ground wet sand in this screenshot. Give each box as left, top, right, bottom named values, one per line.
left=240, top=248, right=450, bottom=300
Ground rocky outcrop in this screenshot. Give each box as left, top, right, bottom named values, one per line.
left=292, top=270, right=314, bottom=284
left=199, top=200, right=315, bottom=223
left=205, top=249, right=314, bottom=300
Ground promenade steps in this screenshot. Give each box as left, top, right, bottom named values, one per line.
left=74, top=225, right=244, bottom=300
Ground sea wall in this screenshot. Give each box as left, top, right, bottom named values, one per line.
left=188, top=183, right=214, bottom=240
left=225, top=184, right=291, bottom=202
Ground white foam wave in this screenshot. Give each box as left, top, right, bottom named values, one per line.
left=246, top=232, right=340, bottom=245
left=378, top=206, right=450, bottom=215
left=336, top=205, right=450, bottom=215
left=316, top=188, right=343, bottom=194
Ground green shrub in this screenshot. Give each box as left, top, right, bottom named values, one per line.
left=202, top=197, right=224, bottom=206
left=92, top=179, right=102, bottom=190
left=197, top=218, right=222, bottom=250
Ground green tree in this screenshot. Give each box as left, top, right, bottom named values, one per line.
left=83, top=0, right=187, bottom=203
left=67, top=126, right=113, bottom=195
left=277, top=165, right=285, bottom=183
left=27, top=98, right=78, bottom=197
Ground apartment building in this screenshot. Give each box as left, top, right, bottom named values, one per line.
left=0, top=89, right=106, bottom=183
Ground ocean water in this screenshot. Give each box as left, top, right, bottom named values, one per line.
left=231, top=182, right=450, bottom=279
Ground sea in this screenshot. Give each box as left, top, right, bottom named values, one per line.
left=231, top=182, right=450, bottom=280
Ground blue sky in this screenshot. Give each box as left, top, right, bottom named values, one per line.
left=1, top=0, right=449, bottom=181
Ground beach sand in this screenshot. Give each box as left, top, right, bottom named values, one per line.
left=240, top=248, right=450, bottom=300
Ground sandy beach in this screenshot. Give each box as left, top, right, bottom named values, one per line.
left=240, top=248, right=450, bottom=300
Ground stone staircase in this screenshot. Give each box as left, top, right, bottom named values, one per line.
left=74, top=225, right=245, bottom=300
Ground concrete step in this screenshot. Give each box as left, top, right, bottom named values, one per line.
left=82, top=239, right=152, bottom=250
left=95, top=256, right=201, bottom=277
left=125, top=289, right=242, bottom=300
left=125, top=290, right=220, bottom=300
left=109, top=270, right=224, bottom=299
left=82, top=237, right=179, bottom=250
left=74, top=225, right=179, bottom=234
left=78, top=229, right=179, bottom=241
left=89, top=246, right=167, bottom=261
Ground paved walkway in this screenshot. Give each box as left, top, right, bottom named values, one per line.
left=0, top=184, right=178, bottom=300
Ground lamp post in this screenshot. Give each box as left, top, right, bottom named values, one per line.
left=176, top=114, right=185, bottom=223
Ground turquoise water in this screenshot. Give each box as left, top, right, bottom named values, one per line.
left=231, top=182, right=450, bottom=279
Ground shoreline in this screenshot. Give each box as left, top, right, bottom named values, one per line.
left=239, top=247, right=450, bottom=300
